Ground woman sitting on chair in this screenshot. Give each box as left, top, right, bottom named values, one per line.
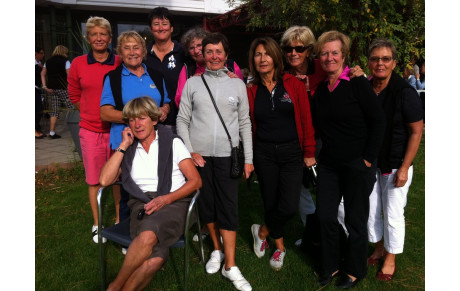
left=99, top=96, right=201, bottom=291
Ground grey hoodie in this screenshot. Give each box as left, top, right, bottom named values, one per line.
left=176, top=68, right=253, bottom=164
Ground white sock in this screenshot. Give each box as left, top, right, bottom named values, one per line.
left=50, top=131, right=55, bottom=136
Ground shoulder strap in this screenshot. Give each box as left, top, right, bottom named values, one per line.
left=200, top=74, right=233, bottom=148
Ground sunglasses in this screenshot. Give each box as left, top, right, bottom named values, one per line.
left=369, top=56, right=393, bottom=63
left=282, top=45, right=311, bottom=53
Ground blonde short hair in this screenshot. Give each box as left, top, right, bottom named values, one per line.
left=280, top=26, right=316, bottom=56
left=315, top=30, right=350, bottom=58
left=116, top=31, right=147, bottom=60
left=122, top=97, right=162, bottom=124
left=85, top=16, right=112, bottom=38
left=52, top=45, right=69, bottom=58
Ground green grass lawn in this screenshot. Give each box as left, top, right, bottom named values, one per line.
left=36, top=135, right=424, bottom=290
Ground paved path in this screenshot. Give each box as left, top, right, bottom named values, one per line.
left=35, top=112, right=82, bottom=172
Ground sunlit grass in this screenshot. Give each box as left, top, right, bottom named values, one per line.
left=36, top=134, right=425, bottom=290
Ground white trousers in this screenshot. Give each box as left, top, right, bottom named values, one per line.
left=298, top=184, right=316, bottom=226
left=367, top=166, right=413, bottom=254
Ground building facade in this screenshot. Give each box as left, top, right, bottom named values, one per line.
left=36, top=0, right=242, bottom=59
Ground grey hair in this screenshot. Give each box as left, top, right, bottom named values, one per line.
left=368, top=38, right=397, bottom=60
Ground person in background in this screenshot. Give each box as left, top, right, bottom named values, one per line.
left=415, top=61, right=425, bottom=90
left=247, top=37, right=316, bottom=271
left=402, top=64, right=417, bottom=90
left=366, top=38, right=424, bottom=282
left=144, top=7, right=184, bottom=130
left=409, top=54, right=419, bottom=76
left=41, top=45, right=75, bottom=139
left=312, top=31, right=385, bottom=289
left=175, top=26, right=243, bottom=107
left=100, top=97, right=201, bottom=291
left=177, top=33, right=253, bottom=291
left=67, top=16, right=122, bottom=243
left=100, top=31, right=169, bottom=240
left=35, top=47, right=46, bottom=138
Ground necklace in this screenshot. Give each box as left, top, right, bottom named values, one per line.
left=374, top=87, right=385, bottom=96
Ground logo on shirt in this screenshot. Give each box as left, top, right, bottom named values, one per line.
left=150, top=84, right=157, bottom=89
left=228, top=96, right=237, bottom=106
left=280, top=92, right=292, bottom=103
left=168, top=55, right=176, bottom=70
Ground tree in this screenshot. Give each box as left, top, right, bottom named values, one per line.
left=230, top=0, right=424, bottom=70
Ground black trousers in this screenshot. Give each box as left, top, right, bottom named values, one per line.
left=316, top=158, right=376, bottom=279
left=254, top=140, right=303, bottom=239
left=197, top=156, right=239, bottom=231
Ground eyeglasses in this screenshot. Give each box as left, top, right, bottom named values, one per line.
left=282, top=45, right=310, bottom=53
left=369, top=56, right=393, bottom=63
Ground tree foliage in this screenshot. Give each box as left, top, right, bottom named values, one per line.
left=230, top=0, right=424, bottom=70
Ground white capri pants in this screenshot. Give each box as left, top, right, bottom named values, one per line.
left=367, top=166, right=413, bottom=254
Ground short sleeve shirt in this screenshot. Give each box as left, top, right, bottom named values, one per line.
left=100, top=63, right=170, bottom=149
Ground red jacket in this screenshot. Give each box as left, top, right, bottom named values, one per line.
left=247, top=73, right=316, bottom=158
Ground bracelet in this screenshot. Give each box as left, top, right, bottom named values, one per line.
left=42, top=86, right=47, bottom=89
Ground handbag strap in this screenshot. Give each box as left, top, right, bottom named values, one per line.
left=201, top=74, right=233, bottom=148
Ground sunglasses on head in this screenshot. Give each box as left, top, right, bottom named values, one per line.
left=282, top=45, right=310, bottom=53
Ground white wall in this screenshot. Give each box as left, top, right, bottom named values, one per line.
left=43, top=0, right=242, bottom=14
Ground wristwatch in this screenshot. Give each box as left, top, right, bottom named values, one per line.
left=116, top=147, right=126, bottom=154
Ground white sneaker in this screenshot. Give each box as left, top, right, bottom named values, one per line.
left=269, top=249, right=286, bottom=271
left=92, top=225, right=107, bottom=244
left=251, top=224, right=268, bottom=258
left=294, top=238, right=303, bottom=247
left=192, top=232, right=208, bottom=242
left=221, top=266, right=252, bottom=291
left=205, top=250, right=224, bottom=274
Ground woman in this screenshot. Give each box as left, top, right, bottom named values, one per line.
left=175, top=26, right=244, bottom=107
left=280, top=26, right=364, bottom=245
left=403, top=64, right=417, bottom=90
left=99, top=97, right=201, bottom=291
left=366, top=38, right=424, bottom=281
left=40, top=45, right=75, bottom=138
left=175, top=27, right=243, bottom=242
left=100, top=30, right=169, bottom=226
left=415, top=61, right=425, bottom=90
left=144, top=7, right=184, bottom=128
left=312, top=31, right=386, bottom=288
left=247, top=37, right=316, bottom=271
left=280, top=26, right=326, bottom=96
left=67, top=16, right=122, bottom=243
left=177, top=32, right=253, bottom=291
left=35, top=47, right=45, bottom=138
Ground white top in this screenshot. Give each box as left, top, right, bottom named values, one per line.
left=130, top=131, right=191, bottom=193
left=44, top=60, right=71, bottom=69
